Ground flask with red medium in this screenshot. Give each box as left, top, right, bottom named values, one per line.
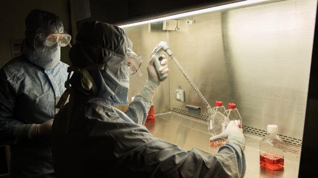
left=260, top=125, right=285, bottom=171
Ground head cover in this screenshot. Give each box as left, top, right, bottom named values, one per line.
left=69, top=21, right=138, bottom=105
left=21, top=9, right=71, bottom=69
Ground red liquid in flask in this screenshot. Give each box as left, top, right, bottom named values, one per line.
left=260, top=153, right=284, bottom=171
left=210, top=139, right=226, bottom=148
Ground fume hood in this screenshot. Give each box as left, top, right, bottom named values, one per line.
left=73, top=0, right=318, bottom=177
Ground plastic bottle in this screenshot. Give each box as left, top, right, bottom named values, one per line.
left=260, top=125, right=284, bottom=171
left=213, top=101, right=228, bottom=138
left=214, top=101, right=226, bottom=115
left=209, top=101, right=228, bottom=148
left=208, top=101, right=227, bottom=134
left=226, top=103, right=242, bottom=127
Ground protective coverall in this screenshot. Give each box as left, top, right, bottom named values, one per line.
left=0, top=9, right=69, bottom=177
left=52, top=21, right=246, bottom=178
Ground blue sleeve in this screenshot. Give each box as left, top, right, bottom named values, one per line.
left=216, top=133, right=246, bottom=178
left=0, top=69, right=23, bottom=144
left=125, top=95, right=152, bottom=125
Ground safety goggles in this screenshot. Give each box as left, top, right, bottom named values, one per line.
left=45, top=33, right=72, bottom=47
left=126, top=48, right=143, bottom=75
left=70, top=48, right=143, bottom=77
left=36, top=33, right=72, bottom=47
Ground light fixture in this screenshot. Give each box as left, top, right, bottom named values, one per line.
left=119, top=0, right=270, bottom=28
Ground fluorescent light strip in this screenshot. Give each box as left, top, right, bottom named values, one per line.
left=119, top=0, right=269, bottom=28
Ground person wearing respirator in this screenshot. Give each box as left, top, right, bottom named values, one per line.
left=52, top=21, right=245, bottom=178
left=0, top=9, right=71, bottom=177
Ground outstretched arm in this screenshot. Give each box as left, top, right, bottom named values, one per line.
left=126, top=55, right=169, bottom=124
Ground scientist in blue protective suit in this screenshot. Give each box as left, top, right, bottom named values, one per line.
left=52, top=21, right=246, bottom=178
left=0, top=9, right=71, bottom=177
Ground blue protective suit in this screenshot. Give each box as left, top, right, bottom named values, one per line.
left=0, top=56, right=68, bottom=177
left=0, top=9, right=69, bottom=178
left=52, top=21, right=246, bottom=178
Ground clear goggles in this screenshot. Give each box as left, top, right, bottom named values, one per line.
left=37, top=33, right=72, bottom=47
left=126, top=48, right=143, bottom=75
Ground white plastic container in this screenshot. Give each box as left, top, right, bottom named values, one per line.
left=260, top=125, right=285, bottom=171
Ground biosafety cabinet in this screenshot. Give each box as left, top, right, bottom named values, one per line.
left=74, top=0, right=318, bottom=177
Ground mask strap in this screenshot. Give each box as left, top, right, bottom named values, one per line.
left=80, top=68, right=97, bottom=93
left=67, top=66, right=99, bottom=94
left=55, top=86, right=75, bottom=134
left=56, top=67, right=75, bottom=110
left=55, top=65, right=100, bottom=133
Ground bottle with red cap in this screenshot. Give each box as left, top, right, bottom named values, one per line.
left=208, top=101, right=228, bottom=148
left=226, top=103, right=243, bottom=127
left=208, top=101, right=227, bottom=134
left=214, top=101, right=226, bottom=115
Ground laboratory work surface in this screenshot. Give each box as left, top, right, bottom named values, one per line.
left=144, top=112, right=300, bottom=178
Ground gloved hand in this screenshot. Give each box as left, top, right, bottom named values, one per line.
left=210, top=120, right=243, bottom=142
left=147, top=54, right=169, bottom=84
left=139, top=55, right=169, bottom=101
left=28, top=119, right=54, bottom=138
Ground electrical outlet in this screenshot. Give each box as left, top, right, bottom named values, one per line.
left=175, top=89, right=185, bottom=102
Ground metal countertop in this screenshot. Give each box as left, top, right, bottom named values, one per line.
left=144, top=112, right=300, bottom=178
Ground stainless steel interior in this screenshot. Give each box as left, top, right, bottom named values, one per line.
left=123, top=0, right=316, bottom=177
left=125, top=0, right=316, bottom=141
left=145, top=112, right=300, bottom=178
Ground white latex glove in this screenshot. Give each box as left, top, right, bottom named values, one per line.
left=28, top=119, right=54, bottom=138
left=210, top=120, right=243, bottom=142
left=139, top=55, right=169, bottom=101
left=147, top=54, right=169, bottom=84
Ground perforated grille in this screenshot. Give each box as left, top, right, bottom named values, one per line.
left=172, top=107, right=209, bottom=121
left=171, top=107, right=302, bottom=148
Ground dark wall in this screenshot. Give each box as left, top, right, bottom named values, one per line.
left=0, top=0, right=71, bottom=67
left=299, top=2, right=318, bottom=177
